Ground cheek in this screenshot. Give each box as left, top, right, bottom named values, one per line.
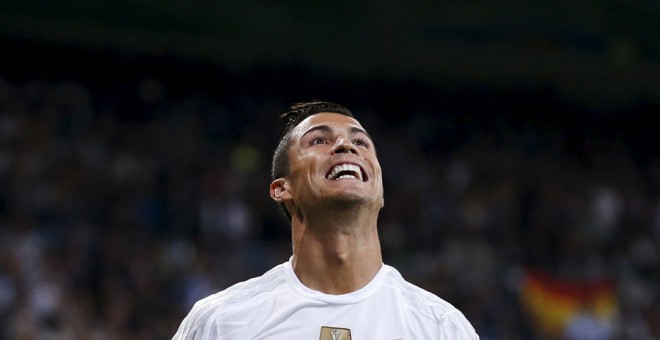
left=291, top=155, right=323, bottom=189
left=373, top=163, right=385, bottom=192
left=288, top=152, right=312, bottom=177
left=371, top=160, right=383, bottom=179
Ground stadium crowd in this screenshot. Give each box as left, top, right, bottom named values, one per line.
left=0, top=75, right=658, bottom=339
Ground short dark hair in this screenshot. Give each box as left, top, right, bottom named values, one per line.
left=271, top=100, right=354, bottom=220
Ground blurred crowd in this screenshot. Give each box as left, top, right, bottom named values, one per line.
left=0, top=75, right=658, bottom=340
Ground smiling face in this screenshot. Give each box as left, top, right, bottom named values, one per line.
left=270, top=112, right=384, bottom=219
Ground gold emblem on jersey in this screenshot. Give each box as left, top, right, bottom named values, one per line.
left=319, top=326, right=352, bottom=340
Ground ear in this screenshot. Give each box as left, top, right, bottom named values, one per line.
left=270, top=178, right=291, bottom=202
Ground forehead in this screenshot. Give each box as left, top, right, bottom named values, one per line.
left=293, top=112, right=365, bottom=136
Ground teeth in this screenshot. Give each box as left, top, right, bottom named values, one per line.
left=326, top=164, right=363, bottom=181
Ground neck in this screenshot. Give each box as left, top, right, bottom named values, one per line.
left=290, top=207, right=383, bottom=295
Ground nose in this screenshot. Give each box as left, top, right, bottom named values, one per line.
left=332, top=138, right=358, bottom=155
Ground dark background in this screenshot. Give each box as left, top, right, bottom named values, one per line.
left=0, top=1, right=659, bottom=339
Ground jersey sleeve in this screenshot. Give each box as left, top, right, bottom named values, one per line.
left=172, top=298, right=221, bottom=340
left=439, top=310, right=479, bottom=339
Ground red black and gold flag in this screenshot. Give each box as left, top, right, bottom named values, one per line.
left=521, top=270, right=617, bottom=336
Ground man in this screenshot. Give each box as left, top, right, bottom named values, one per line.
left=173, top=101, right=479, bottom=339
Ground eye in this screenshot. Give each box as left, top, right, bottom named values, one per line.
left=311, top=137, right=327, bottom=145
left=353, top=138, right=370, bottom=148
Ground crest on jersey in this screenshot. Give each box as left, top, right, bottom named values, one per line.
left=319, top=326, right=352, bottom=340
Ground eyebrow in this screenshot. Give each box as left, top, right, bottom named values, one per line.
left=301, top=125, right=373, bottom=141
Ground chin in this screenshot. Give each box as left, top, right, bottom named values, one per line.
left=326, top=192, right=377, bottom=206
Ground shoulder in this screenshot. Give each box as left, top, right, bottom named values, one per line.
left=383, top=265, right=479, bottom=339
left=172, top=264, right=287, bottom=339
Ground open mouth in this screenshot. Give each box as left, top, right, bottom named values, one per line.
left=325, top=163, right=367, bottom=182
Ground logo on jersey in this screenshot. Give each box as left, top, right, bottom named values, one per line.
left=319, top=326, right=351, bottom=340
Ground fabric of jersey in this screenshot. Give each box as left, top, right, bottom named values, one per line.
left=172, top=260, right=479, bottom=339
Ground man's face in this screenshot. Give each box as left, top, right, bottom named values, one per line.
left=278, top=112, right=384, bottom=215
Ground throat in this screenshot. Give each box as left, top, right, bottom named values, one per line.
left=293, top=251, right=383, bottom=295
left=291, top=223, right=383, bottom=295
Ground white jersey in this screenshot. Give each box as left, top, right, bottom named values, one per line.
left=173, top=260, right=478, bottom=339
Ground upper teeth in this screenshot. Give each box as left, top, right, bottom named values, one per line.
left=327, top=164, right=363, bottom=181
